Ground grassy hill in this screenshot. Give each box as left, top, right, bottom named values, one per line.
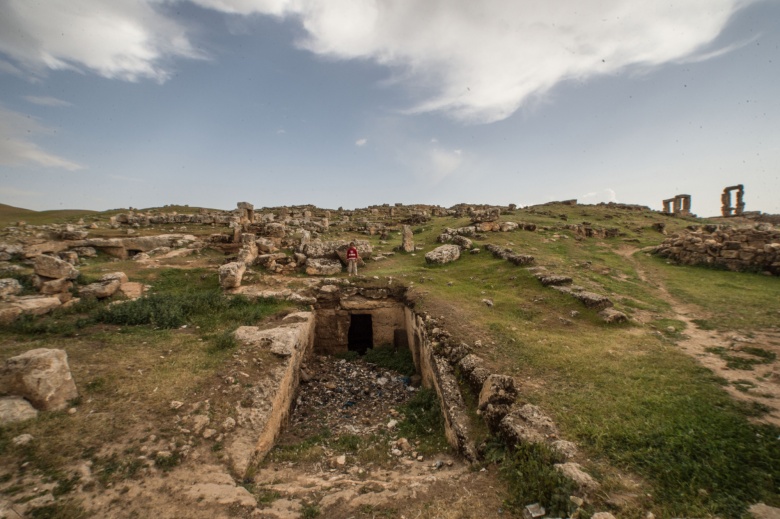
left=0, top=203, right=99, bottom=227
left=0, top=202, right=777, bottom=518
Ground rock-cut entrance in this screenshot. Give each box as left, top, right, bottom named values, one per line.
left=347, top=314, right=373, bottom=355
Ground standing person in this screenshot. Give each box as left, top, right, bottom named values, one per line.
left=346, top=241, right=359, bottom=276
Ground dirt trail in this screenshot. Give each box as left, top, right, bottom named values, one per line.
left=617, top=246, right=780, bottom=427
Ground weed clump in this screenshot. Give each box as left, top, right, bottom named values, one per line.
left=486, top=441, right=576, bottom=517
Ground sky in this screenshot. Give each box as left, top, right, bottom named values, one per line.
left=0, top=0, right=778, bottom=217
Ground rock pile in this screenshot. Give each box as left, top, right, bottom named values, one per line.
left=653, top=224, right=780, bottom=275
left=289, top=355, right=415, bottom=438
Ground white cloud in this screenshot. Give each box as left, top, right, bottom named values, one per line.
left=0, top=0, right=203, bottom=82
left=355, top=138, right=368, bottom=146
left=0, top=106, right=83, bottom=171
left=193, top=0, right=755, bottom=123
left=23, top=96, right=72, bottom=107
left=581, top=189, right=618, bottom=203
left=0, top=0, right=753, bottom=120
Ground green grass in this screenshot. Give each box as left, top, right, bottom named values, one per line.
left=639, top=255, right=780, bottom=330
left=705, top=346, right=776, bottom=371
left=504, top=328, right=780, bottom=516
left=363, top=344, right=416, bottom=376
left=486, top=441, right=577, bottom=517
left=396, top=388, right=449, bottom=454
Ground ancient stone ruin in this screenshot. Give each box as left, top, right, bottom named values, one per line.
left=721, top=184, right=745, bottom=217
left=662, top=194, right=692, bottom=217
left=653, top=223, right=780, bottom=275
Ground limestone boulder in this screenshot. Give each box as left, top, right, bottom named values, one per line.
left=457, top=354, right=491, bottom=390
left=305, top=258, right=342, bottom=276
left=118, top=282, right=145, bottom=300
left=599, top=307, right=628, bottom=323
left=554, top=462, right=600, bottom=492
left=478, top=374, right=518, bottom=410
left=79, top=278, right=122, bottom=299
left=39, top=278, right=73, bottom=295
left=0, top=348, right=78, bottom=411
left=23, top=241, right=70, bottom=259
left=451, top=235, right=473, bottom=250
left=0, top=278, right=22, bottom=299
left=101, top=272, right=129, bottom=284
left=255, top=237, right=277, bottom=253
left=425, top=244, right=461, bottom=265
left=265, top=222, right=286, bottom=238
left=0, top=305, right=22, bottom=324
left=0, top=396, right=38, bottom=425
left=7, top=296, right=61, bottom=318
left=219, top=262, right=246, bottom=289
left=34, top=254, right=79, bottom=280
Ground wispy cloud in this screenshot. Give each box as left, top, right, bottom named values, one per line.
left=0, top=0, right=204, bottom=82
left=582, top=189, right=618, bottom=203
left=193, top=0, right=755, bottom=123
left=23, top=95, right=72, bottom=107
left=355, top=138, right=368, bottom=147
left=0, top=106, right=83, bottom=171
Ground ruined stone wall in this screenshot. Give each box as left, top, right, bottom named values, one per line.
left=654, top=224, right=780, bottom=275
left=227, top=311, right=315, bottom=475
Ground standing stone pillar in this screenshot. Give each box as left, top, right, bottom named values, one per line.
left=401, top=225, right=415, bottom=252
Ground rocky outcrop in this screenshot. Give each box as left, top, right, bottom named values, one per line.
left=0, top=349, right=78, bottom=411
left=653, top=224, right=780, bottom=275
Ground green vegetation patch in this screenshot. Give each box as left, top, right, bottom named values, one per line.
left=363, top=344, right=416, bottom=376
left=487, top=441, right=577, bottom=517
left=396, top=388, right=448, bottom=454
left=705, top=346, right=776, bottom=371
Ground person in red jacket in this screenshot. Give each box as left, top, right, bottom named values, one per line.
left=346, top=242, right=359, bottom=276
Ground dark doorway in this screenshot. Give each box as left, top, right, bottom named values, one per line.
left=348, top=314, right=373, bottom=355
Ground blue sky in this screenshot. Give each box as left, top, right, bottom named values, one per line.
left=1, top=0, right=778, bottom=216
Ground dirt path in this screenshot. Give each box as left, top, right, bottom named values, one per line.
left=617, top=246, right=780, bottom=427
